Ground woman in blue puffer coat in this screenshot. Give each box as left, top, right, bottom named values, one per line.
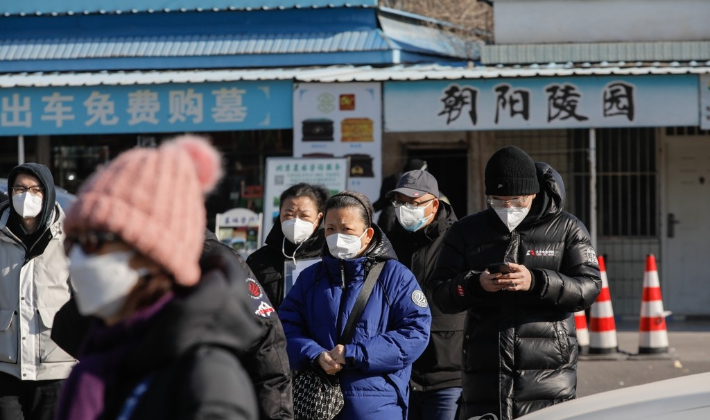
left=279, top=190, right=431, bottom=419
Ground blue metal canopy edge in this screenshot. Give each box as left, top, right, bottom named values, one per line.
left=0, top=8, right=470, bottom=73
left=1, top=0, right=378, bottom=16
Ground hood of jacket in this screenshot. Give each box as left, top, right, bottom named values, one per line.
left=422, top=200, right=456, bottom=241
left=118, top=243, right=261, bottom=376
left=264, top=216, right=325, bottom=258
left=528, top=162, right=565, bottom=224
left=7, top=163, right=57, bottom=231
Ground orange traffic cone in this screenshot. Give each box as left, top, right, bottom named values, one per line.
left=585, top=256, right=627, bottom=360
left=574, top=310, right=590, bottom=354
left=633, top=254, right=671, bottom=359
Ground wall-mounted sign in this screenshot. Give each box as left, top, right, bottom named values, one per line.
left=262, top=157, right=349, bottom=244
left=0, top=80, right=292, bottom=135
left=293, top=82, right=382, bottom=202
left=385, top=75, right=699, bottom=132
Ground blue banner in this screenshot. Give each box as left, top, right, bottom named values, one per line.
left=0, top=80, right=293, bottom=135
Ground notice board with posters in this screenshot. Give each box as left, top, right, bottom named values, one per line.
left=215, top=207, right=263, bottom=259
left=293, top=82, right=382, bottom=203
left=262, top=157, right=349, bottom=244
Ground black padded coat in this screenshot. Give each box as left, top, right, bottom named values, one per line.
left=387, top=201, right=465, bottom=393
left=246, top=222, right=324, bottom=310
left=432, top=163, right=601, bottom=420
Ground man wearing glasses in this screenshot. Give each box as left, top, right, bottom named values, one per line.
left=385, top=170, right=464, bottom=420
left=0, top=163, right=75, bottom=420
left=432, top=146, right=601, bottom=420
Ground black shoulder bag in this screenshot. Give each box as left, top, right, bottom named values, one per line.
left=293, top=262, right=384, bottom=420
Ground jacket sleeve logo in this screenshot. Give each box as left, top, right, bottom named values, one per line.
left=246, top=278, right=263, bottom=299
left=411, top=290, right=428, bottom=308
left=255, top=301, right=275, bottom=317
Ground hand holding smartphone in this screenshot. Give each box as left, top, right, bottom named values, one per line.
left=487, top=262, right=513, bottom=274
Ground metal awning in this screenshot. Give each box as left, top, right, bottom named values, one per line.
left=2, top=63, right=710, bottom=88
left=2, top=0, right=378, bottom=16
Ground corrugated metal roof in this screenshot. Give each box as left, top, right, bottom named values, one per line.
left=2, top=1, right=377, bottom=17
left=0, top=31, right=391, bottom=61
left=482, top=42, right=710, bottom=65
left=2, top=63, right=710, bottom=88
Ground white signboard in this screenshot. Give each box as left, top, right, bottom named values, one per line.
left=293, top=82, right=382, bottom=202
left=701, top=74, right=710, bottom=131
left=385, top=75, right=699, bottom=132
left=262, top=157, right=349, bottom=244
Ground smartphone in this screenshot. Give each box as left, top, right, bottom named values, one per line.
left=487, top=262, right=513, bottom=274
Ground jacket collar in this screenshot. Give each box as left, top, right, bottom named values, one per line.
left=265, top=218, right=324, bottom=257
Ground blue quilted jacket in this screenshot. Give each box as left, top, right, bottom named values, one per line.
left=279, top=227, right=431, bottom=419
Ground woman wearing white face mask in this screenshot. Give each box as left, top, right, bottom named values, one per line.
left=53, top=135, right=259, bottom=420
left=247, top=183, right=329, bottom=310
left=279, top=191, right=431, bottom=420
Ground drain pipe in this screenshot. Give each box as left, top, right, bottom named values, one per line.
left=18, top=135, right=25, bottom=165
left=589, top=128, right=597, bottom=251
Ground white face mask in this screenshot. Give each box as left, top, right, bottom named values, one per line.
left=12, top=192, right=43, bottom=219
left=326, top=230, right=368, bottom=260
left=69, top=247, right=149, bottom=321
left=281, top=217, right=316, bottom=245
left=493, top=206, right=530, bottom=232
left=395, top=201, right=433, bottom=232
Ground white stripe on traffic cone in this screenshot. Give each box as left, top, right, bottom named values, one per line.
left=589, top=255, right=620, bottom=355
left=574, top=310, right=590, bottom=354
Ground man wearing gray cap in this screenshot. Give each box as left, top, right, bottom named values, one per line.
left=385, top=170, right=463, bottom=420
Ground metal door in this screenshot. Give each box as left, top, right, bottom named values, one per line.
left=663, top=137, right=710, bottom=315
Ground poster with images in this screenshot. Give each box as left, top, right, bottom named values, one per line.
left=262, top=156, right=349, bottom=244
left=293, top=82, right=382, bottom=202
left=215, top=208, right=263, bottom=259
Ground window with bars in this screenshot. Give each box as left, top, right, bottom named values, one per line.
left=571, top=127, right=657, bottom=237
left=495, top=127, right=658, bottom=238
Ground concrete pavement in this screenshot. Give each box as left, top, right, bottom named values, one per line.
left=576, top=319, right=710, bottom=397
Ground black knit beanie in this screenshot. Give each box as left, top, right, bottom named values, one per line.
left=485, top=146, right=540, bottom=196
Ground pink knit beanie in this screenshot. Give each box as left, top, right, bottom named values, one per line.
left=64, top=134, right=223, bottom=286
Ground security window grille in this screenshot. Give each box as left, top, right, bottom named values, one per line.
left=571, top=128, right=658, bottom=237
left=496, top=127, right=658, bottom=238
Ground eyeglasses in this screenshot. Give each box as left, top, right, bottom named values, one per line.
left=65, top=231, right=120, bottom=256
left=391, top=198, right=435, bottom=211
left=12, top=185, right=43, bottom=195
left=488, top=196, right=530, bottom=208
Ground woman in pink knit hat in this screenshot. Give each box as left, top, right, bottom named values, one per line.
left=53, top=135, right=260, bottom=420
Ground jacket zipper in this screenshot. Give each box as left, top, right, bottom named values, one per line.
left=340, top=260, right=346, bottom=286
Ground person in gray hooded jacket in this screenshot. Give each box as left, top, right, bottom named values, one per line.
left=0, top=163, right=75, bottom=420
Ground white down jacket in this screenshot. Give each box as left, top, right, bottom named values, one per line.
left=0, top=203, right=76, bottom=381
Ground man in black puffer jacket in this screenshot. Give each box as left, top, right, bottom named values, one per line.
left=432, top=146, right=601, bottom=420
